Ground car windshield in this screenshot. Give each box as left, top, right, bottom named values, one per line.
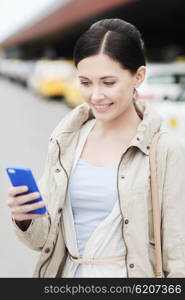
left=147, top=70, right=185, bottom=85
left=148, top=74, right=175, bottom=84
left=148, top=74, right=185, bottom=85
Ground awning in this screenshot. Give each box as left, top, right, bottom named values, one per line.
left=0, top=0, right=138, bottom=49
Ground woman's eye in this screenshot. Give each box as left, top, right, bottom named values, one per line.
left=104, top=82, right=115, bottom=86
left=80, top=81, right=115, bottom=86
left=80, top=81, right=90, bottom=86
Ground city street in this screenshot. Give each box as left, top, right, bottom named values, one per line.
left=0, top=78, right=71, bottom=277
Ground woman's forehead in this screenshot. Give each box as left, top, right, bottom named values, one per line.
left=77, top=53, right=120, bottom=67
left=78, top=75, right=118, bottom=80
left=77, top=54, right=127, bottom=78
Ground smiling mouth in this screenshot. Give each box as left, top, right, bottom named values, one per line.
left=93, top=102, right=114, bottom=112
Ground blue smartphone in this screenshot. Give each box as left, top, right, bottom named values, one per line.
left=5, top=166, right=47, bottom=214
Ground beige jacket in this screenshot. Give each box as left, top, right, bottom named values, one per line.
left=13, top=99, right=185, bottom=277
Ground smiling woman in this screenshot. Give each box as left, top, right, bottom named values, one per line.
left=77, top=54, right=145, bottom=121
left=75, top=53, right=145, bottom=168
left=7, top=18, right=185, bottom=278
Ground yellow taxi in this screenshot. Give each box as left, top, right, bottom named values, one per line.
left=62, top=77, right=84, bottom=108
left=27, top=59, right=76, bottom=98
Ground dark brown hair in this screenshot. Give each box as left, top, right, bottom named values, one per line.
left=73, top=18, right=146, bottom=74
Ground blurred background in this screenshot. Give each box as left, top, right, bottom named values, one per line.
left=0, top=0, right=185, bottom=277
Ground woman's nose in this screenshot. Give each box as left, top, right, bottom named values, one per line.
left=90, top=88, right=105, bottom=103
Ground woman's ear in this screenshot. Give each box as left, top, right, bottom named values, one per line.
left=134, top=66, right=146, bottom=88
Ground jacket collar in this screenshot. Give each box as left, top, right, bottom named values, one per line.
left=130, top=99, right=163, bottom=155
left=51, top=99, right=163, bottom=156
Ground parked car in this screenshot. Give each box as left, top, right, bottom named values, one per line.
left=15, top=60, right=35, bottom=86
left=138, top=62, right=185, bottom=102
left=0, top=59, right=19, bottom=80
left=0, top=58, right=35, bottom=86
left=0, top=58, right=84, bottom=106
left=62, top=77, right=84, bottom=108
left=27, top=59, right=77, bottom=98
left=147, top=86, right=185, bottom=137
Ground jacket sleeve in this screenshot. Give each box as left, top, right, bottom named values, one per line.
left=162, top=136, right=185, bottom=277
left=12, top=212, right=51, bottom=251
left=12, top=146, right=52, bottom=252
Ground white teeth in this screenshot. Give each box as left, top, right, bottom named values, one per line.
left=94, top=103, right=112, bottom=108
left=95, top=105, right=108, bottom=108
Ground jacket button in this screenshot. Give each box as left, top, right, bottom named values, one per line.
left=55, top=168, right=61, bottom=173
left=45, top=247, right=50, bottom=253
left=129, top=263, right=134, bottom=268
left=125, top=219, right=129, bottom=224
left=136, top=137, right=140, bottom=141
left=58, top=208, right=62, bottom=213
left=146, top=146, right=150, bottom=150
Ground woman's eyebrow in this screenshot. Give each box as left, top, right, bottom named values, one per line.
left=78, top=76, right=118, bottom=79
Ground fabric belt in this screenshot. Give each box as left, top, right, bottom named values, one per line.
left=69, top=254, right=125, bottom=265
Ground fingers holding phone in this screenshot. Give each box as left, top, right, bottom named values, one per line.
left=7, top=185, right=47, bottom=221
left=6, top=167, right=47, bottom=224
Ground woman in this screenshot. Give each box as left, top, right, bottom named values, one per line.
left=7, top=18, right=185, bottom=278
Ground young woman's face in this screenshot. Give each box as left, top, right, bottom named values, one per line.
left=77, top=54, right=145, bottom=122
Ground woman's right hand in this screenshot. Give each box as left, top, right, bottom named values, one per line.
left=7, top=185, right=46, bottom=230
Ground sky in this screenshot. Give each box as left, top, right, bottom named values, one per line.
left=0, top=0, right=66, bottom=42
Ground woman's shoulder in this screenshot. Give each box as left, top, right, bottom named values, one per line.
left=158, top=129, right=185, bottom=155
left=156, top=131, right=185, bottom=182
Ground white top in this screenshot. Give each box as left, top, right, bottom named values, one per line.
left=70, top=158, right=119, bottom=277
left=61, top=119, right=127, bottom=277
left=70, top=158, right=118, bottom=257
